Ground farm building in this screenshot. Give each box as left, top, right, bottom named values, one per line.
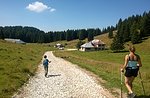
left=80, top=39, right=105, bottom=51
left=4, top=38, right=26, bottom=44
left=54, top=43, right=64, bottom=50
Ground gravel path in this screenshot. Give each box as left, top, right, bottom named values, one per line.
left=13, top=51, right=115, bottom=98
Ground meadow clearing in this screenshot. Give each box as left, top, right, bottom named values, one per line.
left=0, top=35, right=150, bottom=98
left=53, top=36, right=150, bottom=97
left=0, top=40, right=54, bottom=98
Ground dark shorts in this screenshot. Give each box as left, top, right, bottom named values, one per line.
left=125, top=67, right=139, bottom=77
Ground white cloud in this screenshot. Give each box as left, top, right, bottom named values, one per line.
left=26, top=1, right=56, bottom=13
left=50, top=8, right=56, bottom=12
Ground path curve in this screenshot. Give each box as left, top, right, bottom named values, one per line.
left=13, top=51, right=115, bottom=98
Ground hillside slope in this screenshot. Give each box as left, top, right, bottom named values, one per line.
left=54, top=35, right=150, bottom=97
left=0, top=40, right=53, bottom=98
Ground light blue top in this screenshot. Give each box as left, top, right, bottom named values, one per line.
left=127, top=60, right=138, bottom=69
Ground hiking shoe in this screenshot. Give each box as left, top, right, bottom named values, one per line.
left=127, top=94, right=130, bottom=98
left=45, top=74, right=47, bottom=77
left=128, top=93, right=136, bottom=98
left=130, top=93, right=136, bottom=98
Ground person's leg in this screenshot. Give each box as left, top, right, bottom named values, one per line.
left=44, top=66, right=48, bottom=77
left=130, top=76, right=136, bottom=98
left=130, top=76, right=135, bottom=89
left=46, top=66, right=48, bottom=76
left=125, top=76, right=136, bottom=98
left=125, top=77, right=133, bottom=94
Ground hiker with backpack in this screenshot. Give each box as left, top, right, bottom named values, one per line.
left=43, top=55, right=51, bottom=77
left=121, top=46, right=142, bottom=98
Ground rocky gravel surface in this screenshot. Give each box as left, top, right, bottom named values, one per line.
left=13, top=51, right=115, bottom=98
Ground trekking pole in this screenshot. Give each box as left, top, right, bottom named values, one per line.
left=139, top=71, right=146, bottom=95
left=120, top=71, right=123, bottom=98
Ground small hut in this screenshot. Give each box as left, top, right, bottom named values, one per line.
left=4, top=38, right=26, bottom=44
left=55, top=43, right=64, bottom=50
left=80, top=39, right=105, bottom=51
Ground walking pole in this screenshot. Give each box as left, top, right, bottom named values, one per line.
left=121, top=71, right=123, bottom=98
left=139, top=71, right=146, bottom=95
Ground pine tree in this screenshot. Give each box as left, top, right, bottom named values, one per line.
left=110, top=35, right=124, bottom=51
left=0, top=27, right=4, bottom=39
left=76, top=40, right=85, bottom=50
left=108, top=30, right=113, bottom=38
left=130, top=22, right=141, bottom=44
left=95, top=28, right=101, bottom=35
left=88, top=31, right=94, bottom=41
left=122, top=19, right=130, bottom=42
left=110, top=18, right=125, bottom=51
left=131, top=30, right=141, bottom=44
left=79, top=29, right=86, bottom=40
left=66, top=30, right=72, bottom=41
left=142, top=12, right=150, bottom=36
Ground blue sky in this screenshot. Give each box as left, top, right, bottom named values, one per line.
left=0, top=0, right=150, bottom=32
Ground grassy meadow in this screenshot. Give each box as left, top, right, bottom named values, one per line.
left=53, top=36, right=150, bottom=97
left=0, top=40, right=55, bottom=98
left=0, top=33, right=149, bottom=98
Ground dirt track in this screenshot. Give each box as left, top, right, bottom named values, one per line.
left=13, top=51, right=115, bottom=98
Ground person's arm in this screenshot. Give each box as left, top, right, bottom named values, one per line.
left=48, top=59, right=51, bottom=63
left=121, top=55, right=128, bottom=72
left=137, top=56, right=142, bottom=67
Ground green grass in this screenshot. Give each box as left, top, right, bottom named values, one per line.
left=0, top=40, right=55, bottom=98
left=0, top=35, right=150, bottom=98
left=53, top=36, right=150, bottom=97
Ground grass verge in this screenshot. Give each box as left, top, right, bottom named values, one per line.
left=53, top=37, right=150, bottom=97
left=0, top=40, right=54, bottom=98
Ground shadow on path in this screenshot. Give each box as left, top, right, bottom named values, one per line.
left=136, top=95, right=150, bottom=98
left=46, top=74, right=61, bottom=78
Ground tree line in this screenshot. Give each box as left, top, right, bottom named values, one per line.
left=110, top=11, right=150, bottom=51
left=0, top=25, right=115, bottom=43
left=0, top=11, right=149, bottom=46
left=0, top=26, right=45, bottom=43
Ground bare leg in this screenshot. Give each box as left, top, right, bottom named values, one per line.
left=125, top=76, right=134, bottom=94
left=130, top=76, right=135, bottom=90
